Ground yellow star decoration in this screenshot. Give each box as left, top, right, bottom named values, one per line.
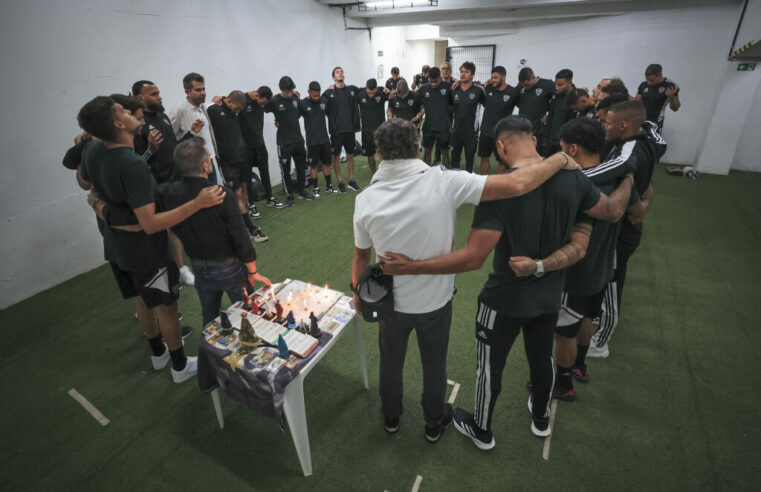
left=223, top=350, right=246, bottom=372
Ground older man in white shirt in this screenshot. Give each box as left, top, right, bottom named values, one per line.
left=352, top=118, right=577, bottom=443
left=169, top=72, right=223, bottom=184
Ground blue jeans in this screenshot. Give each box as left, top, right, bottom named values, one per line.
left=192, top=259, right=248, bottom=326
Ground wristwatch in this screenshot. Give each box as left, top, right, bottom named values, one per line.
left=534, top=260, right=545, bottom=278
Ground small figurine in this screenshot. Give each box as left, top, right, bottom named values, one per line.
left=275, top=300, right=284, bottom=321
left=220, top=311, right=233, bottom=333
left=297, top=320, right=309, bottom=334
left=250, top=296, right=260, bottom=314
left=309, top=311, right=321, bottom=337
left=238, top=312, right=261, bottom=349
left=286, top=311, right=297, bottom=329
left=277, top=335, right=290, bottom=359
left=242, top=287, right=252, bottom=310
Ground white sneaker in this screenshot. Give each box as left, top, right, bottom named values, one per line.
left=179, top=265, right=195, bottom=286
left=151, top=343, right=170, bottom=370
left=527, top=396, right=552, bottom=437
left=587, top=343, right=609, bottom=358
left=171, top=356, right=198, bottom=383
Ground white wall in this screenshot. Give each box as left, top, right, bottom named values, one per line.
left=0, top=0, right=372, bottom=309
left=371, top=25, right=440, bottom=82
left=446, top=5, right=743, bottom=166
left=733, top=80, right=761, bottom=172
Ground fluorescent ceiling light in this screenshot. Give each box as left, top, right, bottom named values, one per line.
left=360, top=1, right=438, bottom=11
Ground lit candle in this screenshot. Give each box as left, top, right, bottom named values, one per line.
left=304, top=299, right=308, bottom=311
left=324, top=284, right=329, bottom=298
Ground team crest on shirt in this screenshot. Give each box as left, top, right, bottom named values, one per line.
left=220, top=111, right=225, bottom=116
left=407, top=99, right=414, bottom=106
left=425, top=92, right=431, bottom=98
left=375, top=96, right=381, bottom=102
left=350, top=91, right=355, bottom=96
left=320, top=103, right=326, bottom=110
left=440, top=88, right=446, bottom=95
left=658, top=86, right=665, bottom=93
left=292, top=100, right=298, bottom=108
left=503, top=95, right=510, bottom=102
left=469, top=93, right=476, bottom=100
left=535, top=88, right=543, bottom=96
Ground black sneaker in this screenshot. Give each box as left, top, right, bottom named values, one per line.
left=285, top=194, right=295, bottom=207
left=297, top=191, right=313, bottom=200
left=313, top=187, right=321, bottom=199
left=347, top=180, right=361, bottom=192
left=425, top=404, right=453, bottom=443
left=384, top=416, right=399, bottom=434
left=160, top=325, right=192, bottom=343
left=527, top=396, right=551, bottom=437
left=250, top=227, right=269, bottom=243
left=177, top=312, right=183, bottom=322
left=572, top=366, right=590, bottom=383
left=249, top=204, right=261, bottom=219
left=552, top=386, right=577, bottom=402
left=338, top=182, right=346, bottom=194
left=266, top=198, right=285, bottom=209
left=325, top=184, right=338, bottom=195
left=452, top=407, right=495, bottom=451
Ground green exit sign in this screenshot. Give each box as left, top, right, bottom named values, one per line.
left=737, top=63, right=756, bottom=71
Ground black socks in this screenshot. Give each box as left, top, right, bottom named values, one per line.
left=147, top=335, right=165, bottom=357
left=575, top=344, right=589, bottom=369
left=169, top=347, right=187, bottom=371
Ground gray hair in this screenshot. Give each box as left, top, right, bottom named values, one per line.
left=374, top=119, right=419, bottom=160
left=173, top=137, right=208, bottom=177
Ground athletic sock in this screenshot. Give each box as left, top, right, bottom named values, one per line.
left=147, top=335, right=165, bottom=357
left=242, top=213, right=255, bottom=234
left=309, top=177, right=317, bottom=188
left=169, top=347, right=188, bottom=371
left=557, top=365, right=573, bottom=391
left=575, top=344, right=589, bottom=369
left=324, top=175, right=332, bottom=186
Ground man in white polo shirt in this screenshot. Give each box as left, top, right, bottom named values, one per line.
left=169, top=72, right=223, bottom=184
left=352, top=118, right=578, bottom=443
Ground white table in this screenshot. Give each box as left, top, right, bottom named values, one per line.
left=209, top=297, right=368, bottom=477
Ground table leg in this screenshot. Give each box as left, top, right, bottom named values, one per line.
left=210, top=388, right=225, bottom=430
left=283, top=374, right=312, bottom=477
left=353, top=316, right=369, bottom=390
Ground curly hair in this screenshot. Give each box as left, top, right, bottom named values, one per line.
left=374, top=119, right=420, bottom=160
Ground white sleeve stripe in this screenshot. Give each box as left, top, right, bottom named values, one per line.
left=583, top=141, right=636, bottom=177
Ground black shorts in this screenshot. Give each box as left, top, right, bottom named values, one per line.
left=477, top=134, right=500, bottom=159
left=331, top=133, right=356, bottom=156
left=110, top=261, right=180, bottom=308
left=361, top=131, right=377, bottom=156
left=422, top=130, right=449, bottom=149
left=308, top=143, right=332, bottom=168
left=555, top=289, right=606, bottom=338
left=221, top=161, right=247, bottom=190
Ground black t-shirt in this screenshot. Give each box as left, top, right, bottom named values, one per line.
left=472, top=169, right=600, bottom=317
left=80, top=141, right=169, bottom=270
left=322, top=85, right=360, bottom=134
left=357, top=89, right=388, bottom=133
left=264, top=94, right=304, bottom=146
left=385, top=77, right=399, bottom=91
left=452, top=84, right=486, bottom=137
left=440, top=78, right=458, bottom=89
left=299, top=97, right=330, bottom=146
left=576, top=105, right=597, bottom=120
left=637, top=78, right=679, bottom=128
left=414, top=74, right=429, bottom=88
left=134, top=110, right=179, bottom=183
left=545, top=91, right=575, bottom=146
left=480, top=85, right=519, bottom=138
left=239, top=94, right=265, bottom=149
left=156, top=177, right=256, bottom=263
left=518, top=78, right=556, bottom=128
left=389, top=95, right=420, bottom=121
left=206, top=103, right=247, bottom=166
left=417, top=83, right=453, bottom=132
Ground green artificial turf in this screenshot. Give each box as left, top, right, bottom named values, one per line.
left=1, top=159, right=760, bottom=491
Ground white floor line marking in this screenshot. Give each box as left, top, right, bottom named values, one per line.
left=542, top=400, right=558, bottom=461
left=448, top=382, right=461, bottom=404
left=68, top=388, right=110, bottom=426
left=447, top=379, right=455, bottom=385
left=411, top=475, right=423, bottom=492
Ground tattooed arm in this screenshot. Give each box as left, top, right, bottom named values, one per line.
left=508, top=222, right=593, bottom=277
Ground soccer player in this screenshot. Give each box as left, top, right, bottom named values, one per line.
left=380, top=115, right=633, bottom=449
left=385, top=66, right=401, bottom=92
left=417, top=67, right=453, bottom=167
left=239, top=86, right=285, bottom=214
left=552, top=118, right=637, bottom=401
left=264, top=76, right=309, bottom=207
left=450, top=62, right=485, bottom=172
left=357, top=78, right=388, bottom=174
left=323, top=67, right=361, bottom=192
left=542, top=69, right=576, bottom=156
left=636, top=64, right=681, bottom=174
left=478, top=66, right=518, bottom=174
left=411, top=64, right=430, bottom=90
left=300, top=81, right=338, bottom=197
left=78, top=95, right=225, bottom=383
left=517, top=67, right=556, bottom=148
left=566, top=88, right=597, bottom=119
left=592, top=77, right=622, bottom=103
left=387, top=79, right=421, bottom=123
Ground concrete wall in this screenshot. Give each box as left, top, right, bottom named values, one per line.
left=0, top=0, right=372, bottom=309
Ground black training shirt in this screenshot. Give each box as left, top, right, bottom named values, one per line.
left=637, top=78, right=679, bottom=128
left=452, top=84, right=485, bottom=137
left=417, top=83, right=453, bottom=132
left=134, top=110, right=180, bottom=183
left=264, top=94, right=304, bottom=146
left=518, top=78, right=556, bottom=127
left=299, top=97, right=330, bottom=146
left=385, top=77, right=399, bottom=91
left=239, top=93, right=266, bottom=149
left=480, top=85, right=519, bottom=138
left=472, top=169, right=600, bottom=317
left=323, top=85, right=360, bottom=134
left=207, top=103, right=247, bottom=166
left=357, top=89, right=388, bottom=133
left=389, top=95, right=420, bottom=121
left=545, top=91, right=575, bottom=147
